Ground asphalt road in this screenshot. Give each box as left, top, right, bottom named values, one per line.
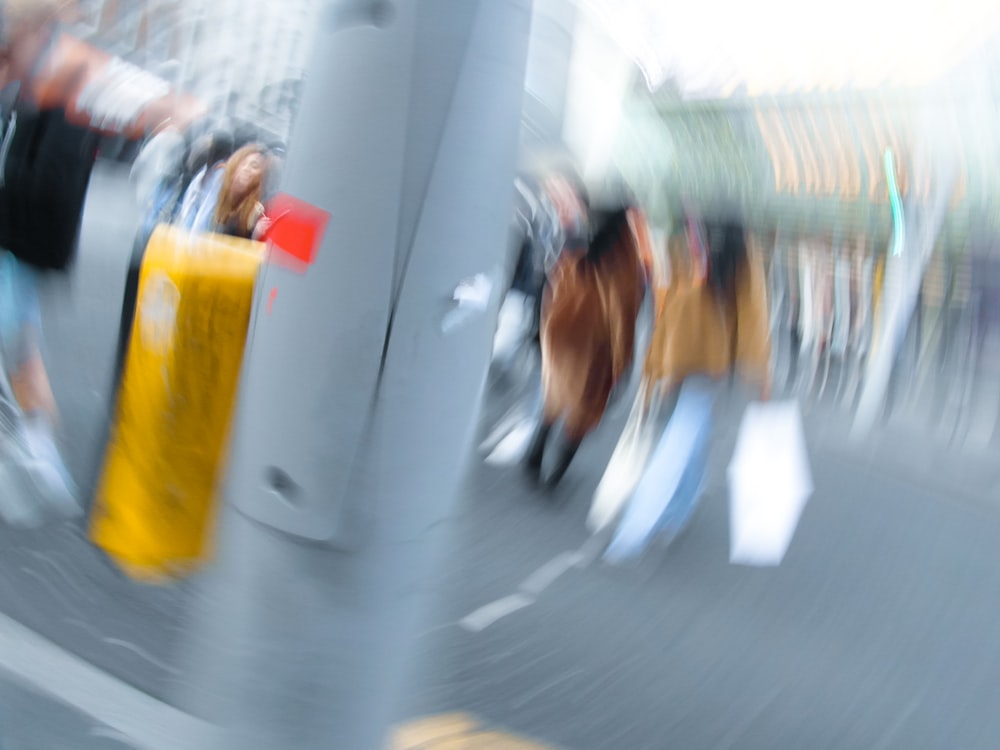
left=399, top=391, right=1000, bottom=750
left=0, top=164, right=998, bottom=748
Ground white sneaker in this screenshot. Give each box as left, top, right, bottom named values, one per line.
left=22, top=417, right=81, bottom=519
left=0, top=458, right=47, bottom=527
left=0, top=402, right=80, bottom=526
left=0, top=413, right=48, bottom=528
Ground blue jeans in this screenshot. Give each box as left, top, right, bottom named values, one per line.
left=604, top=376, right=717, bottom=562
left=0, top=251, right=42, bottom=370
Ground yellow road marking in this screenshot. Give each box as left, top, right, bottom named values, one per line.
left=390, top=713, right=558, bottom=749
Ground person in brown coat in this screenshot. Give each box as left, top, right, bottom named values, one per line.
left=524, top=205, right=651, bottom=487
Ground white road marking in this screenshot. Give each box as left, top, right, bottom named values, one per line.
left=518, top=552, right=583, bottom=596
left=0, top=611, right=219, bottom=750
left=459, top=541, right=598, bottom=634
left=459, top=594, right=534, bottom=633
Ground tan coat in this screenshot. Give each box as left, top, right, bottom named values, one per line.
left=643, top=235, right=771, bottom=393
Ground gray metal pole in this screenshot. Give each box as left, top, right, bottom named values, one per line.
left=172, top=1, right=533, bottom=748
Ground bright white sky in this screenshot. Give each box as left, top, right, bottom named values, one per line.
left=581, top=0, right=1000, bottom=95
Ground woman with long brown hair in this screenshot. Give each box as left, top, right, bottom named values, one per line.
left=212, top=143, right=272, bottom=240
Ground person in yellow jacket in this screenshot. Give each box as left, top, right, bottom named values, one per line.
left=604, top=216, right=772, bottom=563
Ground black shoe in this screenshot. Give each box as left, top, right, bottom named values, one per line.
left=523, top=420, right=550, bottom=479
left=544, top=436, right=580, bottom=489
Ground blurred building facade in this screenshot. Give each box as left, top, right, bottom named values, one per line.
left=173, top=0, right=322, bottom=141
left=70, top=0, right=324, bottom=142
left=71, top=0, right=584, bottom=151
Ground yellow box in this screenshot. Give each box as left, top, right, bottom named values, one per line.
left=90, top=225, right=264, bottom=583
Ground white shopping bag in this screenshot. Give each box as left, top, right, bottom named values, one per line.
left=587, top=378, right=664, bottom=533
left=728, top=399, right=813, bottom=566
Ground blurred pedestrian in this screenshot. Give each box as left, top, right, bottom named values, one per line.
left=524, top=203, right=649, bottom=487
left=175, top=128, right=235, bottom=233
left=0, top=0, right=208, bottom=526
left=526, top=169, right=589, bottom=345
left=0, top=253, right=79, bottom=524
left=212, top=143, right=272, bottom=240
left=131, top=122, right=187, bottom=246
left=0, top=0, right=85, bottom=525
left=602, top=217, right=772, bottom=563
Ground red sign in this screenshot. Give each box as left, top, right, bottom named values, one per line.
left=263, top=193, right=331, bottom=271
